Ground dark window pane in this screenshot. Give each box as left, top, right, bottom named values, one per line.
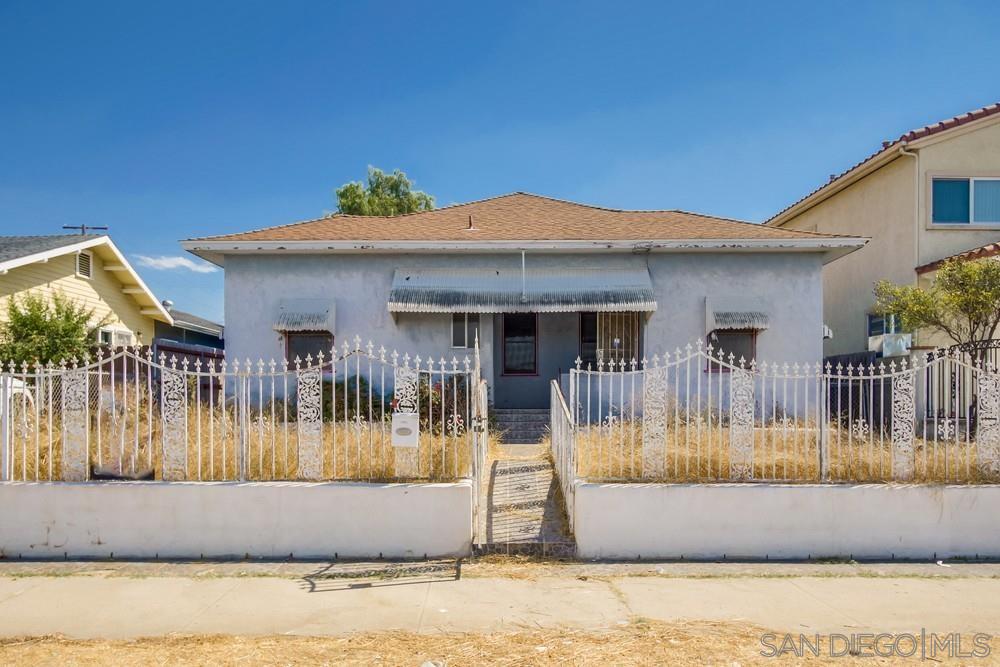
left=503, top=313, right=536, bottom=374
left=713, top=331, right=755, bottom=365
left=286, top=332, right=333, bottom=364
left=867, top=314, right=885, bottom=337
left=452, top=313, right=466, bottom=347
left=932, top=179, right=970, bottom=223
left=580, top=313, right=598, bottom=367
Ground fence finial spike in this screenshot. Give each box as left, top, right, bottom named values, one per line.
left=194, top=357, right=203, bottom=372
left=630, top=357, right=637, bottom=371
left=304, top=353, right=313, bottom=368
left=652, top=352, right=660, bottom=367
left=294, top=355, right=302, bottom=371
left=316, top=349, right=325, bottom=366
left=463, top=356, right=470, bottom=372
left=366, top=340, right=374, bottom=356
left=181, top=356, right=191, bottom=371
left=268, top=358, right=276, bottom=372
left=280, top=358, right=288, bottom=372
left=574, top=356, right=582, bottom=371
left=379, top=345, right=386, bottom=362
left=354, top=334, right=362, bottom=352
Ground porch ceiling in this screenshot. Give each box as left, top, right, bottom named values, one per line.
left=388, top=267, right=657, bottom=313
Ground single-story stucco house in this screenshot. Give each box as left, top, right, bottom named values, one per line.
left=182, top=193, right=865, bottom=409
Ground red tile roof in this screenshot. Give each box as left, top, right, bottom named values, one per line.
left=915, top=242, right=1000, bottom=274
left=768, top=102, right=1000, bottom=225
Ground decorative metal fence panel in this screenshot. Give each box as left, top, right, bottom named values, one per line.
left=564, top=341, right=1000, bottom=484
left=0, top=338, right=480, bottom=484
left=549, top=380, right=576, bottom=529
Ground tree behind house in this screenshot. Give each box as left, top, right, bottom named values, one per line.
left=874, top=257, right=1000, bottom=363
left=0, top=292, right=111, bottom=367
left=335, top=166, right=435, bottom=216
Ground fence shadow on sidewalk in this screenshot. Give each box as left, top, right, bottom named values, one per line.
left=298, top=559, right=461, bottom=593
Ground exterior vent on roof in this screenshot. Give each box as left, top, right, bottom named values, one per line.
left=76, top=251, right=92, bottom=279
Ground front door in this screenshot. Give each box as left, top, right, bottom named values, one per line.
left=492, top=312, right=578, bottom=409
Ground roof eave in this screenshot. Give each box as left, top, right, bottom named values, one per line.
left=0, top=236, right=174, bottom=325
left=768, top=107, right=1000, bottom=227
left=182, top=238, right=867, bottom=259
left=766, top=146, right=905, bottom=227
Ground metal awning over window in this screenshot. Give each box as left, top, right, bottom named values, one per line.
left=705, top=297, right=770, bottom=333
left=273, top=300, right=335, bottom=332
left=388, top=268, right=657, bottom=313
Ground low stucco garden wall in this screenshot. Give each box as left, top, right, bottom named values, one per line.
left=0, top=480, right=473, bottom=559
left=573, top=482, right=1000, bottom=560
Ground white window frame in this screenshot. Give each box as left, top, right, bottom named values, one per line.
left=929, top=176, right=1000, bottom=228
left=97, top=327, right=133, bottom=347
left=75, top=250, right=93, bottom=279
left=450, top=313, right=479, bottom=349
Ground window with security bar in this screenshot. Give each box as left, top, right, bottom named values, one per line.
left=579, top=312, right=641, bottom=368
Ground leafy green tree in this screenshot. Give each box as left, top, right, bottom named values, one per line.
left=874, top=257, right=1000, bottom=359
left=0, top=291, right=111, bottom=367
left=335, top=166, right=435, bottom=216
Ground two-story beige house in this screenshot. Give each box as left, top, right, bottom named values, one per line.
left=767, top=102, right=1000, bottom=358
left=0, top=235, right=172, bottom=346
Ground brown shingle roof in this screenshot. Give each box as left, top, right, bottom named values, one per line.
left=190, top=192, right=846, bottom=243
left=767, top=102, right=1000, bottom=225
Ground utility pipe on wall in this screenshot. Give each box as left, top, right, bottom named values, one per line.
left=520, top=250, right=527, bottom=303
left=898, top=144, right=920, bottom=271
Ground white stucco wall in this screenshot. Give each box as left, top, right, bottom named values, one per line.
left=574, top=482, right=1000, bottom=560
left=224, top=251, right=825, bottom=377
left=0, top=481, right=472, bottom=559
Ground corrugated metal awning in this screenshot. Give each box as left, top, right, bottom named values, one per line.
left=388, top=268, right=657, bottom=313
left=705, top=297, right=770, bottom=332
left=273, top=300, right=335, bottom=332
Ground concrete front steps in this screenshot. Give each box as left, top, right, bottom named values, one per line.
left=493, top=408, right=549, bottom=444
left=475, top=443, right=576, bottom=558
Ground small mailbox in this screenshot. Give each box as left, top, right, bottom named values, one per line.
left=391, top=413, right=419, bottom=448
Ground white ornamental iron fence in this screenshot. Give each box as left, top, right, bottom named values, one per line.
left=560, top=340, right=1000, bottom=484
left=0, top=337, right=486, bottom=484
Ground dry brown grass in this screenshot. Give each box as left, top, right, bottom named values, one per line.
left=565, top=421, right=998, bottom=484
left=7, top=401, right=483, bottom=483
left=5, top=620, right=981, bottom=666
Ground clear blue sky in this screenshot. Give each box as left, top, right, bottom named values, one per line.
left=2, top=1, right=999, bottom=322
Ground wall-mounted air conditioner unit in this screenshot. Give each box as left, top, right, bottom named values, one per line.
left=869, top=333, right=912, bottom=358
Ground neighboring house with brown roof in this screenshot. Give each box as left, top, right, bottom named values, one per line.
left=767, top=102, right=1000, bottom=358
left=183, top=193, right=864, bottom=408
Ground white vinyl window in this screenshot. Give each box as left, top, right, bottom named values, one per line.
left=451, top=313, right=480, bottom=348
left=76, top=251, right=93, bottom=279
left=932, top=178, right=1000, bottom=224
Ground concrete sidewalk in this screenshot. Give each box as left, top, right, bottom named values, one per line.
left=2, top=562, right=1000, bottom=638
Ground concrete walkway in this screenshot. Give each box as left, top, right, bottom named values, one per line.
left=479, top=444, right=574, bottom=554
left=2, top=564, right=1000, bottom=639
